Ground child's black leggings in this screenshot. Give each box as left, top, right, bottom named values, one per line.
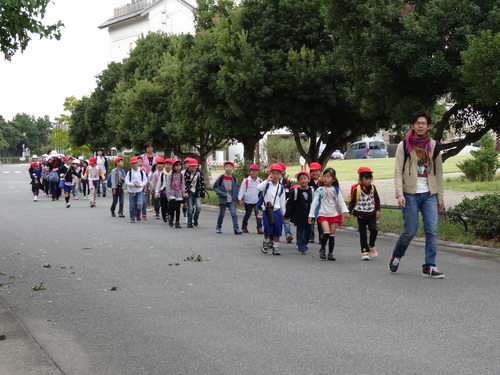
left=357, top=214, right=378, bottom=252
left=160, top=191, right=169, bottom=221
left=169, top=200, right=181, bottom=223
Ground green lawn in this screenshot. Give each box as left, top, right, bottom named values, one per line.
left=284, top=155, right=471, bottom=181
left=444, top=175, right=500, bottom=192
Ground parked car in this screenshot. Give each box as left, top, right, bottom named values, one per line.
left=349, top=140, right=388, bottom=159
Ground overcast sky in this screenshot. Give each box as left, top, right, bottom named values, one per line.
left=0, top=0, right=124, bottom=122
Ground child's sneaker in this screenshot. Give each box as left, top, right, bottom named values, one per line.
left=111, top=211, right=116, bottom=217
left=154, top=213, right=160, bottom=219
left=327, top=252, right=336, bottom=261
left=34, top=196, right=37, bottom=201
left=369, top=246, right=378, bottom=257
left=216, top=227, right=222, bottom=234
left=319, top=248, right=326, bottom=260
left=423, top=266, right=445, bottom=279
left=118, top=213, right=125, bottom=218
left=234, top=229, right=243, bottom=235
left=242, top=226, right=249, bottom=233
left=272, top=247, right=281, bottom=256
left=175, top=222, right=181, bottom=228
left=136, top=214, right=141, bottom=222
left=257, top=227, right=264, bottom=235
left=130, top=218, right=136, bottom=223
left=187, top=223, right=194, bottom=228
left=193, top=219, right=198, bottom=227
left=75, top=196, right=79, bottom=200
left=261, top=241, right=269, bottom=254
left=286, top=235, right=293, bottom=243
left=66, top=203, right=71, bottom=208
left=388, top=255, right=401, bottom=273
left=142, top=214, right=147, bottom=221
left=361, top=251, right=370, bottom=261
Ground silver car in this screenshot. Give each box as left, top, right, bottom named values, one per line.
left=350, top=140, right=388, bottom=159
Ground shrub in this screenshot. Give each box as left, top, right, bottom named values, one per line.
left=232, top=155, right=269, bottom=184
left=452, top=194, right=500, bottom=239
left=457, top=134, right=499, bottom=181
left=262, top=136, right=307, bottom=166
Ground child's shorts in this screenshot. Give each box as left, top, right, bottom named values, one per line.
left=63, top=185, right=72, bottom=194
left=317, top=215, right=342, bottom=225
left=263, top=209, right=283, bottom=237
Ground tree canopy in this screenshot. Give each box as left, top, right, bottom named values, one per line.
left=0, top=0, right=63, bottom=61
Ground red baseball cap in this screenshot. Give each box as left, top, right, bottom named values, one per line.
left=276, top=162, right=287, bottom=171
left=224, top=161, right=235, bottom=166
left=114, top=157, right=123, bottom=165
left=249, top=164, right=260, bottom=170
left=155, top=157, right=165, bottom=164
left=89, top=157, right=97, bottom=164
left=184, top=157, right=193, bottom=163
left=295, top=170, right=311, bottom=179
left=309, top=162, right=322, bottom=171
left=129, top=157, right=139, bottom=164
left=31, top=162, right=39, bottom=168
left=357, top=167, right=373, bottom=174
left=269, top=164, right=284, bottom=172
left=164, top=158, right=173, bottom=164
left=63, top=155, right=74, bottom=163
left=188, top=160, right=199, bottom=166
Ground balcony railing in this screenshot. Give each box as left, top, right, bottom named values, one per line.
left=113, top=0, right=160, bottom=18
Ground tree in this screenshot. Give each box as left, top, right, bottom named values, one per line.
left=0, top=0, right=63, bottom=60
left=70, top=62, right=124, bottom=151
left=323, top=0, right=500, bottom=160
left=164, top=28, right=229, bottom=177
left=0, top=116, right=10, bottom=150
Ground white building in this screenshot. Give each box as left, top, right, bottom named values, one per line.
left=98, top=0, right=196, bottom=63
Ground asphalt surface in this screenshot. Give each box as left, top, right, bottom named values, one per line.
left=1, top=163, right=500, bottom=375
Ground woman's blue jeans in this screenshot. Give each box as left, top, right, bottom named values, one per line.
left=393, top=192, right=438, bottom=267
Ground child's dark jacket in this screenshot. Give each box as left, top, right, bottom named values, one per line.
left=285, top=187, right=313, bottom=228
left=185, top=169, right=206, bottom=198
left=213, top=174, right=239, bottom=204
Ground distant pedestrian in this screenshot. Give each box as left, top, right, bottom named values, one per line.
left=213, top=161, right=242, bottom=235
left=148, top=157, right=165, bottom=219
left=29, top=162, right=41, bottom=201
left=82, top=157, right=105, bottom=208
left=60, top=156, right=81, bottom=208
left=276, top=162, right=293, bottom=244
left=184, top=159, right=205, bottom=228
left=95, top=148, right=108, bottom=197
left=308, top=162, right=323, bottom=243
left=308, top=168, right=350, bottom=261
left=348, top=167, right=380, bottom=261
left=166, top=159, right=186, bottom=228
left=389, top=110, right=445, bottom=279
left=125, top=157, right=147, bottom=223
left=141, top=141, right=159, bottom=211
left=109, top=157, right=126, bottom=218
left=285, top=171, right=313, bottom=254
left=237, top=164, right=263, bottom=234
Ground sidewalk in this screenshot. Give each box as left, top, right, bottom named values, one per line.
left=0, top=298, right=63, bottom=375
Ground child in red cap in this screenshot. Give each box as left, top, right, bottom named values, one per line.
left=82, top=156, right=105, bottom=208
left=238, top=164, right=263, bottom=234
left=284, top=171, right=314, bottom=254
left=257, top=164, right=287, bottom=255
left=109, top=157, right=127, bottom=218
left=213, top=161, right=243, bottom=234
left=348, top=167, right=381, bottom=260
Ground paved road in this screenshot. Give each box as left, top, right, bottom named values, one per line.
left=1, top=163, right=499, bottom=375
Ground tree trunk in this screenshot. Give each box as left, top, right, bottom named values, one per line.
left=241, top=137, right=259, bottom=163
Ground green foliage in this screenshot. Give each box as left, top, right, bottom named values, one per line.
left=0, top=113, right=51, bottom=154
left=262, top=136, right=307, bottom=166
left=460, top=30, right=500, bottom=107
left=323, top=0, right=500, bottom=155
left=232, top=154, right=269, bottom=184
left=457, top=134, right=499, bottom=181
left=452, top=194, right=500, bottom=240
left=0, top=0, right=63, bottom=60
left=32, top=282, right=46, bottom=291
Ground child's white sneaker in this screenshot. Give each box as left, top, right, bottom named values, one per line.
left=361, top=251, right=370, bottom=261
left=369, top=246, right=378, bottom=257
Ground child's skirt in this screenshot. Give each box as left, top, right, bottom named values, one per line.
left=317, top=215, right=343, bottom=226
left=263, top=209, right=283, bottom=237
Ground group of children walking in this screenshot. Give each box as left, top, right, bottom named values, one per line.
left=215, top=160, right=381, bottom=260
left=29, top=143, right=381, bottom=261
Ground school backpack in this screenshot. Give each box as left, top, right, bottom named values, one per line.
left=107, top=168, right=123, bottom=188
left=314, top=186, right=340, bottom=220
left=256, top=182, right=284, bottom=209
left=348, top=183, right=377, bottom=204
left=126, top=169, right=145, bottom=182
left=47, top=170, right=60, bottom=183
